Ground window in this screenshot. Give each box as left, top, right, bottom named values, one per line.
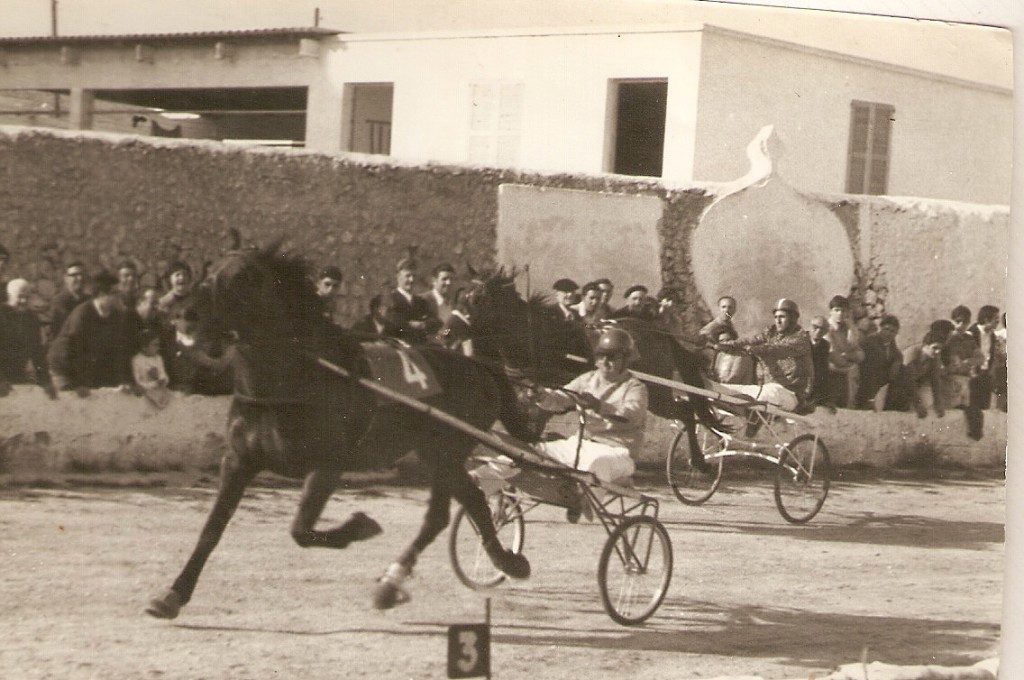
left=608, top=80, right=667, bottom=177
left=845, top=100, right=894, bottom=195
left=346, top=83, right=393, bottom=155
left=467, top=82, right=524, bottom=165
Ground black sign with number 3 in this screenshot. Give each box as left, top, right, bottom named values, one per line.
left=447, top=623, right=490, bottom=678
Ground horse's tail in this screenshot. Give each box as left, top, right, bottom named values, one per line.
left=691, top=394, right=731, bottom=434
left=668, top=337, right=731, bottom=434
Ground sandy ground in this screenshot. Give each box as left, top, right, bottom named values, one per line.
left=0, top=470, right=1004, bottom=680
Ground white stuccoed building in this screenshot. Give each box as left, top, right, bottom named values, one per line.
left=0, top=22, right=1013, bottom=204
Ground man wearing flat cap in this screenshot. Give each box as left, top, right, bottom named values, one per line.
left=608, top=284, right=650, bottom=320
left=385, top=255, right=433, bottom=344
left=552, top=278, right=579, bottom=321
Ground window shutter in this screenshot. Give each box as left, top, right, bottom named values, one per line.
left=846, top=101, right=893, bottom=195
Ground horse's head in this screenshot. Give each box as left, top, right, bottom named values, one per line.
left=464, top=266, right=521, bottom=333
left=195, top=244, right=321, bottom=349
left=464, top=266, right=591, bottom=383
left=194, top=251, right=253, bottom=345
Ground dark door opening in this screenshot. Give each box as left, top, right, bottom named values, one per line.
left=611, top=80, right=667, bottom=177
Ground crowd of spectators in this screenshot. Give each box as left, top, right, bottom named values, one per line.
left=456, top=270, right=1006, bottom=441
left=0, top=241, right=1008, bottom=441
left=704, top=293, right=1007, bottom=440
left=0, top=246, right=235, bottom=407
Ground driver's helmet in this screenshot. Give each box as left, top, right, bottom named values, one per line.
left=594, top=327, right=640, bottom=363
left=773, top=298, right=800, bottom=318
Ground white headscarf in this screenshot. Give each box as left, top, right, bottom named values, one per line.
left=6, top=278, right=31, bottom=306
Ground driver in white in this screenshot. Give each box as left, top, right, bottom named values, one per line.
left=534, top=327, right=649, bottom=484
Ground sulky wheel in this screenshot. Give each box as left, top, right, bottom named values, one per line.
left=597, top=515, right=673, bottom=626
left=666, top=423, right=725, bottom=505
left=449, top=489, right=526, bottom=589
left=774, top=433, right=831, bottom=524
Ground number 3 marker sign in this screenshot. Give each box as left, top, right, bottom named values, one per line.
left=447, top=622, right=490, bottom=678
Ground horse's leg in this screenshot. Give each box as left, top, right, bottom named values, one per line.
left=146, top=454, right=257, bottom=619
left=449, top=460, right=530, bottom=579
left=290, top=466, right=383, bottom=548
left=675, top=399, right=714, bottom=473
left=372, top=451, right=454, bottom=610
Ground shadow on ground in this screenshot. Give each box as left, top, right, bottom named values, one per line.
left=482, top=590, right=999, bottom=669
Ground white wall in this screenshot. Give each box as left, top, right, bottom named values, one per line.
left=321, top=28, right=705, bottom=178
left=693, top=28, right=1013, bottom=205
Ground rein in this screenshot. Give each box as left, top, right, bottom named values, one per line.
left=307, top=352, right=548, bottom=465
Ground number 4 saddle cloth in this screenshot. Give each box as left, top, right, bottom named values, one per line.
left=361, top=340, right=443, bottom=401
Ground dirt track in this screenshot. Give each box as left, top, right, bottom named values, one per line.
left=0, top=471, right=1004, bottom=680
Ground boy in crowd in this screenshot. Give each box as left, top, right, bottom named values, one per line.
left=854, top=315, right=903, bottom=411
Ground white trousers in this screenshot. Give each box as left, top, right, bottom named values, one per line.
left=723, top=383, right=799, bottom=412
left=535, top=436, right=636, bottom=484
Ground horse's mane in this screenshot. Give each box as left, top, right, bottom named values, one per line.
left=472, top=267, right=591, bottom=381
left=477, top=267, right=552, bottom=310
left=249, top=241, right=324, bottom=328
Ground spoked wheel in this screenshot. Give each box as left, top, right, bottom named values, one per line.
left=449, top=489, right=526, bottom=589
left=666, top=423, right=725, bottom=505
left=597, top=516, right=673, bottom=626
left=774, top=433, right=831, bottom=524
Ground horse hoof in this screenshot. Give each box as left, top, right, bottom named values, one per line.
left=498, top=552, right=531, bottom=580
left=372, top=581, right=411, bottom=610
left=348, top=512, right=383, bottom=542
left=145, top=589, right=183, bottom=619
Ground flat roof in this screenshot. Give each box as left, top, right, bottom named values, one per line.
left=0, top=27, right=342, bottom=46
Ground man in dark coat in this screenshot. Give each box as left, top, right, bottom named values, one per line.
left=47, top=261, right=89, bottom=342
left=807, top=315, right=832, bottom=409
left=315, top=265, right=344, bottom=325
left=385, top=255, right=432, bottom=344
left=47, top=270, right=133, bottom=393
left=349, top=294, right=400, bottom=339
left=419, top=262, right=455, bottom=338
left=854, top=315, right=903, bottom=410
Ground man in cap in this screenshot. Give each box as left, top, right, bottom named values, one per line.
left=715, top=297, right=814, bottom=413
left=385, top=255, right=433, bottom=344
left=315, top=265, right=344, bottom=324
left=552, top=278, right=579, bottom=321
left=608, top=284, right=650, bottom=320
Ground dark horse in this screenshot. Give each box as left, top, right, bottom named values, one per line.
left=464, top=268, right=723, bottom=464
left=146, top=245, right=533, bottom=619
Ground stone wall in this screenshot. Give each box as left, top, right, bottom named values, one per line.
left=0, top=125, right=1005, bottom=341
left=0, top=126, right=711, bottom=328
left=0, top=387, right=1005, bottom=476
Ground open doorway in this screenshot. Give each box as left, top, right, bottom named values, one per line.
left=607, top=80, right=667, bottom=177
left=345, top=83, right=393, bottom=155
